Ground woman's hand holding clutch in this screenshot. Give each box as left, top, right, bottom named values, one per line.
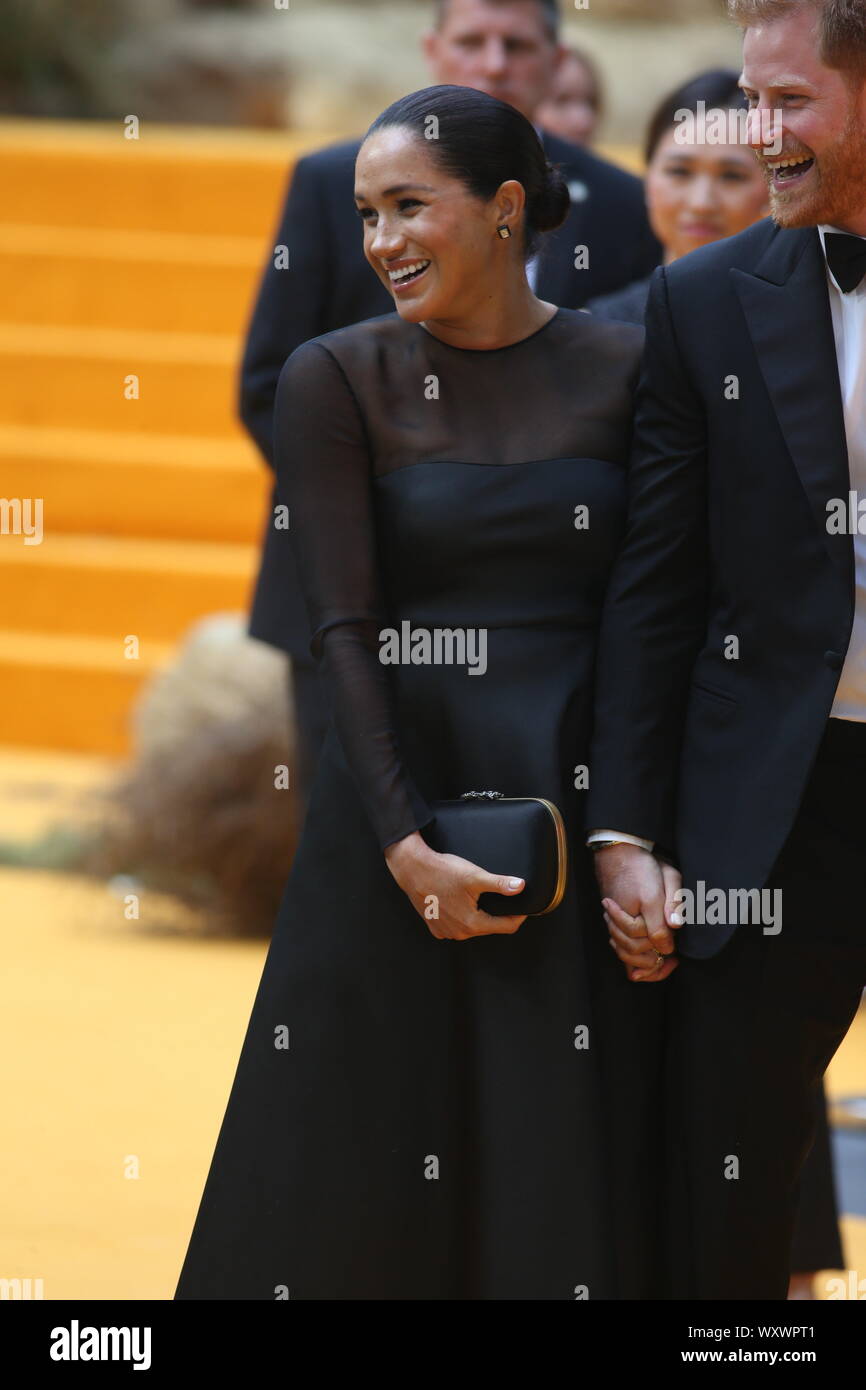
left=385, top=832, right=528, bottom=941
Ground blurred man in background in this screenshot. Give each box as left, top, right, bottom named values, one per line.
left=240, top=0, right=660, bottom=821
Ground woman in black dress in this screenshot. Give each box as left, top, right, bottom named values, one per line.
left=175, top=85, right=656, bottom=1301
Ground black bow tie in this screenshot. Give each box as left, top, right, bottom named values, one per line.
left=824, top=231, right=866, bottom=293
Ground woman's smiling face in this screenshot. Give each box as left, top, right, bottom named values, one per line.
left=354, top=125, right=522, bottom=323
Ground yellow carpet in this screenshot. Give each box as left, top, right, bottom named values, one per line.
left=0, top=864, right=264, bottom=1300
left=0, top=747, right=863, bottom=1300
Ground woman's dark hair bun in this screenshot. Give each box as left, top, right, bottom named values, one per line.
left=530, top=162, right=571, bottom=235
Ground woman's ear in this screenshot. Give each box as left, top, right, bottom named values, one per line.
left=494, top=179, right=526, bottom=235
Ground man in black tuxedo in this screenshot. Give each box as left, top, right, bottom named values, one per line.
left=587, top=0, right=866, bottom=1299
left=240, top=0, right=660, bottom=812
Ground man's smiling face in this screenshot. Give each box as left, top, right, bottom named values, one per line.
left=741, top=5, right=866, bottom=233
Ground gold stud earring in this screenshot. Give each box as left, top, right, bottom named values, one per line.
left=497, top=225, right=512, bottom=239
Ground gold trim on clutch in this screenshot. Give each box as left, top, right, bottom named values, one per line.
left=534, top=798, right=568, bottom=914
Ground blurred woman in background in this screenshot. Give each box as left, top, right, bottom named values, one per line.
left=587, top=69, right=769, bottom=320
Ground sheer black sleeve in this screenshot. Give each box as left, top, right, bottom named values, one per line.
left=273, top=339, right=434, bottom=850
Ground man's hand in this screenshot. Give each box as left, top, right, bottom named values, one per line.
left=593, top=843, right=682, bottom=983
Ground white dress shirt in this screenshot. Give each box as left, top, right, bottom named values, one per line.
left=587, top=223, right=866, bottom=850
left=819, top=224, right=866, bottom=721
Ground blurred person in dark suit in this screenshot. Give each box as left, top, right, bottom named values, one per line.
left=240, top=0, right=660, bottom=818
left=588, top=68, right=843, bottom=1303
left=535, top=44, right=604, bottom=146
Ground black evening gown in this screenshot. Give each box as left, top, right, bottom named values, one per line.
left=174, top=307, right=664, bottom=1301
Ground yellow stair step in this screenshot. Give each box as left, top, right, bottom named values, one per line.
left=0, top=117, right=346, bottom=754
left=0, top=533, right=258, bottom=642
left=0, top=323, right=242, bottom=436
left=0, top=225, right=264, bottom=335
left=0, top=628, right=175, bottom=755
left=0, top=424, right=269, bottom=543
left=0, top=118, right=332, bottom=238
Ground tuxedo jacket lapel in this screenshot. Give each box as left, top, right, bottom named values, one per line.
left=732, top=227, right=854, bottom=596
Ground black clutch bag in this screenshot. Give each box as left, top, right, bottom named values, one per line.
left=423, top=791, right=567, bottom=917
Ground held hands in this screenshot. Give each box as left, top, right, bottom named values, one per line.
left=385, top=831, right=527, bottom=941
left=593, top=843, right=682, bottom=983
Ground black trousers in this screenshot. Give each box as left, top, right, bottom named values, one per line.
left=668, top=716, right=866, bottom=1300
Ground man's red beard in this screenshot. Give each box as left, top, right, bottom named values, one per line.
left=766, top=106, right=866, bottom=229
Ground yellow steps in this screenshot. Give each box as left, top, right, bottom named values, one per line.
left=0, top=323, right=242, bottom=436
left=0, top=630, right=175, bottom=755
left=0, top=225, right=263, bottom=335
left=0, top=425, right=269, bottom=543
left=0, top=118, right=312, bottom=752
left=0, top=118, right=327, bottom=237
left=0, top=534, right=257, bottom=641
